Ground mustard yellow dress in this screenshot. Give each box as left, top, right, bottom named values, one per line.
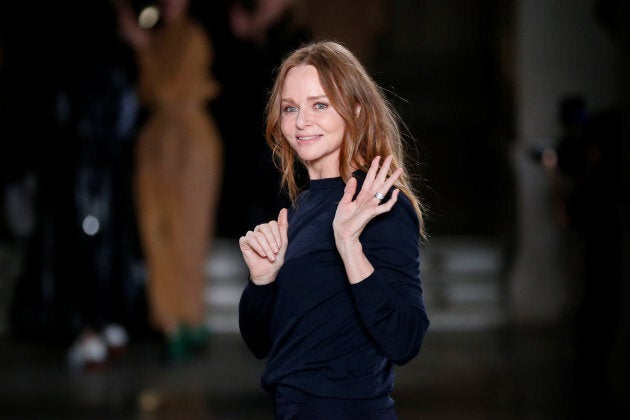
left=133, top=16, right=222, bottom=334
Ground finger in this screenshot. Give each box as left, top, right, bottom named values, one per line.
left=256, top=222, right=280, bottom=252
left=364, top=156, right=381, bottom=188
left=238, top=235, right=250, bottom=251
left=239, top=232, right=263, bottom=255
left=376, top=155, right=393, bottom=185
left=378, top=188, right=400, bottom=212
left=277, top=208, right=289, bottom=247
left=371, top=156, right=394, bottom=203
left=339, top=177, right=358, bottom=205
left=246, top=230, right=278, bottom=261
left=382, top=167, right=403, bottom=194
left=356, top=156, right=380, bottom=201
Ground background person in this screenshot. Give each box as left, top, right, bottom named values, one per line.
left=114, top=0, right=223, bottom=363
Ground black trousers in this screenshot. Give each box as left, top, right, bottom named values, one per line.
left=274, top=392, right=399, bottom=420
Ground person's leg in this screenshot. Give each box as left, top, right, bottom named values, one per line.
left=174, top=116, right=223, bottom=355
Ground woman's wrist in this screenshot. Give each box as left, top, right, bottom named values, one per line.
left=336, top=239, right=374, bottom=284
left=335, top=236, right=363, bottom=259
left=250, top=272, right=277, bottom=286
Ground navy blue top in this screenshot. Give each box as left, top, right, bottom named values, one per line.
left=238, top=171, right=429, bottom=410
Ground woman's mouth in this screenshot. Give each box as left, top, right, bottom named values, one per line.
left=297, top=135, right=322, bottom=142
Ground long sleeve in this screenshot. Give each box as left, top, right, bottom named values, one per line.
left=350, top=195, right=429, bottom=364
left=238, top=280, right=277, bottom=359
left=239, top=174, right=430, bottom=409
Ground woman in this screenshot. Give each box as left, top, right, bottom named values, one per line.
left=115, top=0, right=223, bottom=362
left=238, top=40, right=430, bottom=418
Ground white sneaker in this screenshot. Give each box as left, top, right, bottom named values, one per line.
left=66, top=332, right=108, bottom=371
left=102, top=323, right=129, bottom=358
left=103, top=323, right=128, bottom=348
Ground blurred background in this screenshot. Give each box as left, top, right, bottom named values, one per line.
left=0, top=0, right=628, bottom=418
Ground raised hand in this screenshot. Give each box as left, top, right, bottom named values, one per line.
left=333, top=155, right=402, bottom=246
left=239, top=208, right=289, bottom=285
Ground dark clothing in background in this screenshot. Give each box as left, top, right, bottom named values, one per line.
left=239, top=171, right=429, bottom=411
left=3, top=1, right=147, bottom=339
left=567, top=110, right=624, bottom=418
left=198, top=1, right=311, bottom=238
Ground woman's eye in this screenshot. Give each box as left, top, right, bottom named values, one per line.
left=314, top=102, right=328, bottom=110
left=283, top=105, right=298, bottom=113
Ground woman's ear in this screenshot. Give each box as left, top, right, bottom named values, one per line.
left=355, top=105, right=361, bottom=118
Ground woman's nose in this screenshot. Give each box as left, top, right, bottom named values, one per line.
left=296, top=109, right=310, bottom=128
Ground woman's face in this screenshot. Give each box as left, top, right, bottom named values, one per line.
left=280, top=65, right=346, bottom=179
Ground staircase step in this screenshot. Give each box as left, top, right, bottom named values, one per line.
left=204, top=237, right=507, bottom=333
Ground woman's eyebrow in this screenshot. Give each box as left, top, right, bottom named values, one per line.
left=281, top=95, right=328, bottom=102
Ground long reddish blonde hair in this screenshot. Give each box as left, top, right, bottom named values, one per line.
left=265, top=40, right=426, bottom=238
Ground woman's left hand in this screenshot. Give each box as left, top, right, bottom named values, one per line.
left=333, top=155, right=402, bottom=247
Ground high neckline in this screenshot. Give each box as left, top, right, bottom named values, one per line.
left=308, top=170, right=365, bottom=191
left=308, top=176, right=344, bottom=191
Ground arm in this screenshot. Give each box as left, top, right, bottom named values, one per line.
left=350, top=200, right=429, bottom=364
left=238, top=280, right=277, bottom=359
left=237, top=208, right=289, bottom=358
left=333, top=155, right=429, bottom=364
left=333, top=155, right=402, bottom=284
left=112, top=0, right=150, bottom=50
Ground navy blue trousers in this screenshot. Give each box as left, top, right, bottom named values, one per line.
left=274, top=392, right=399, bottom=420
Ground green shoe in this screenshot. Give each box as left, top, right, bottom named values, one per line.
left=181, top=324, right=211, bottom=355
left=166, top=328, right=190, bottom=365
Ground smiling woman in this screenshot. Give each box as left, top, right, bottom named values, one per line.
left=279, top=65, right=347, bottom=179
left=237, top=40, right=430, bottom=419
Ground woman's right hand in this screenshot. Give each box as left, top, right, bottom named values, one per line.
left=238, top=208, right=288, bottom=285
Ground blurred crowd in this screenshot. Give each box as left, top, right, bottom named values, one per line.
left=0, top=0, right=310, bottom=370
